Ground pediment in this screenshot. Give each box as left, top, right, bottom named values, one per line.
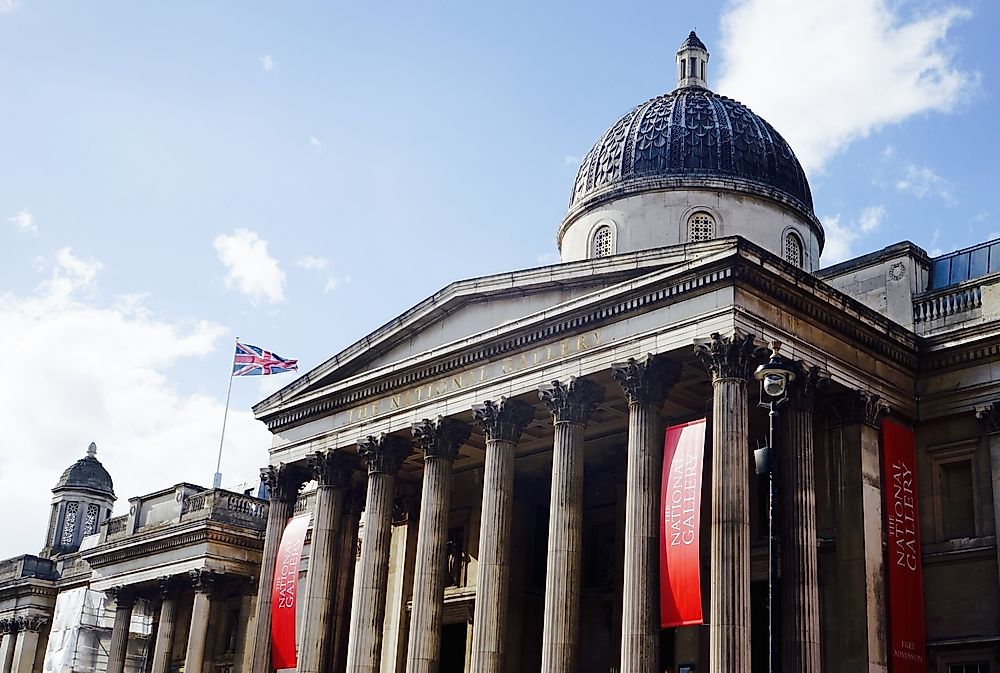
left=253, top=240, right=739, bottom=417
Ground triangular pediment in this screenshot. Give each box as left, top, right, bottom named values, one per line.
left=253, top=240, right=738, bottom=417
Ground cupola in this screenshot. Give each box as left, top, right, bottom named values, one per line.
left=41, top=442, right=116, bottom=557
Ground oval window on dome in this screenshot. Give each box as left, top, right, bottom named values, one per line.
left=592, top=224, right=615, bottom=258
left=688, top=212, right=715, bottom=242
left=784, top=231, right=804, bottom=268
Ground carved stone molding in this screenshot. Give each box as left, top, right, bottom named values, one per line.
left=786, top=362, right=830, bottom=412
left=357, top=434, right=412, bottom=476
left=611, top=354, right=681, bottom=407
left=158, top=575, right=181, bottom=600
left=828, top=390, right=889, bottom=428
left=975, top=402, right=1000, bottom=435
left=309, top=451, right=355, bottom=488
left=694, top=331, right=766, bottom=381
left=188, top=568, right=217, bottom=594
left=471, top=397, right=534, bottom=443
left=106, top=585, right=138, bottom=610
left=0, top=618, right=16, bottom=635
left=14, top=616, right=46, bottom=633
left=260, top=463, right=310, bottom=504
left=539, top=377, right=605, bottom=425
left=411, top=417, right=472, bottom=461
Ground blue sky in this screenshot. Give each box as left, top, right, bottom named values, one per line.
left=0, top=0, right=996, bottom=557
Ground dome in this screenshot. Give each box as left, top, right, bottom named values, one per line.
left=54, top=442, right=114, bottom=497
left=565, top=87, right=817, bottom=230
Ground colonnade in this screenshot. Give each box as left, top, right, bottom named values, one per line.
left=0, top=616, right=46, bottom=673
left=247, top=332, right=826, bottom=673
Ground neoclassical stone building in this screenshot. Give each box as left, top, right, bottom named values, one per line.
left=3, top=30, right=1000, bottom=673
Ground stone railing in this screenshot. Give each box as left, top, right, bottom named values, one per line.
left=913, top=284, right=983, bottom=324
left=105, top=516, right=129, bottom=540
left=179, top=489, right=268, bottom=531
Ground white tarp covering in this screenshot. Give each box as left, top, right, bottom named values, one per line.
left=42, top=587, right=103, bottom=673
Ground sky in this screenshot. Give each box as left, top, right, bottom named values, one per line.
left=0, top=0, right=997, bottom=559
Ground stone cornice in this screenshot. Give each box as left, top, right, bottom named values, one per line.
left=82, top=522, right=265, bottom=568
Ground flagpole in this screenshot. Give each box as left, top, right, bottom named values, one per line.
left=214, top=337, right=237, bottom=489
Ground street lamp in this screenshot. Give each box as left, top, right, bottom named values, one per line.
left=754, top=340, right=797, bottom=673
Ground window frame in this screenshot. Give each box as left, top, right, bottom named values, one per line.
left=588, top=219, right=617, bottom=259
left=926, top=439, right=985, bottom=543
left=687, top=210, right=716, bottom=243
left=783, top=230, right=805, bottom=268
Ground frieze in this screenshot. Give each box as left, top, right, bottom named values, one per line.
left=83, top=527, right=265, bottom=567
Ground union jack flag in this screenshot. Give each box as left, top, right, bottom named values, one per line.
left=232, top=342, right=299, bottom=376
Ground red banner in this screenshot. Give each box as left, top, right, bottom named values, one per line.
left=881, top=419, right=926, bottom=672
left=271, top=514, right=310, bottom=670
left=660, top=418, right=707, bottom=628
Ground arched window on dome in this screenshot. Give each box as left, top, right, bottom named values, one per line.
left=784, top=231, right=804, bottom=268
left=688, top=212, right=715, bottom=242
left=591, top=224, right=615, bottom=258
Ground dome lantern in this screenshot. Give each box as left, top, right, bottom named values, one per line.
left=676, top=30, right=709, bottom=89
left=41, top=442, right=116, bottom=557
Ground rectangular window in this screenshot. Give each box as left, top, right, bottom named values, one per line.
left=990, top=242, right=1000, bottom=274
left=930, top=257, right=951, bottom=289
left=701, top=61, right=705, bottom=80
left=941, top=460, right=976, bottom=539
left=950, top=252, right=971, bottom=285
left=970, top=246, right=989, bottom=278
left=680, top=61, right=686, bottom=78
left=690, top=57, right=697, bottom=78
left=949, top=663, right=989, bottom=673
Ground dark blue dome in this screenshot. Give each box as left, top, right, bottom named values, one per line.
left=54, top=443, right=114, bottom=497
left=568, top=87, right=816, bottom=225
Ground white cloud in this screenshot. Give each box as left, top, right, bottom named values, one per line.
left=0, top=0, right=19, bottom=14
left=821, top=205, right=887, bottom=265
left=295, top=255, right=329, bottom=271
left=309, top=136, right=322, bottom=148
left=563, top=155, right=581, bottom=166
left=536, top=252, right=561, bottom=265
left=213, top=229, right=286, bottom=304
left=323, top=275, right=350, bottom=294
left=896, top=163, right=956, bottom=203
left=260, top=54, right=274, bottom=72
left=718, top=0, right=974, bottom=172
left=0, top=252, right=271, bottom=559
left=9, top=209, right=36, bottom=235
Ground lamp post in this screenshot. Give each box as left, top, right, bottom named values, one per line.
left=753, top=341, right=797, bottom=673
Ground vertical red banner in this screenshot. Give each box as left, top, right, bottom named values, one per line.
left=271, top=514, right=310, bottom=670
left=881, top=419, right=927, bottom=672
left=660, top=418, right=707, bottom=628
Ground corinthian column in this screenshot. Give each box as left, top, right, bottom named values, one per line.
left=612, top=355, right=681, bottom=673
left=780, top=364, right=826, bottom=673
left=404, top=417, right=472, bottom=673
left=975, top=402, right=1000, bottom=590
left=695, top=332, right=764, bottom=673
left=332, top=486, right=365, bottom=673
left=106, top=587, right=137, bottom=673
left=469, top=398, right=534, bottom=673
left=150, top=577, right=179, bottom=673
left=300, top=451, right=355, bottom=673
left=11, top=617, right=45, bottom=673
left=833, top=391, right=889, bottom=673
left=184, top=570, right=216, bottom=673
left=538, top=377, right=604, bottom=673
left=250, top=463, right=309, bottom=673
left=345, top=434, right=412, bottom=673
left=0, top=620, right=16, bottom=673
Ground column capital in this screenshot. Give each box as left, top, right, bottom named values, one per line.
left=829, top=390, right=890, bottom=428
left=539, top=377, right=604, bottom=425
left=357, top=434, right=412, bottom=476
left=13, top=616, right=46, bottom=633
left=472, top=397, right=534, bottom=443
left=786, top=362, right=830, bottom=412
left=157, top=575, right=181, bottom=600
left=188, top=569, right=217, bottom=594
left=975, top=401, right=1000, bottom=434
left=260, top=463, right=310, bottom=504
left=106, top=585, right=138, bottom=610
left=694, top=331, right=767, bottom=381
left=411, top=417, right=471, bottom=461
left=309, top=451, right=356, bottom=488
left=611, top=354, right=681, bottom=407
left=0, top=618, right=16, bottom=635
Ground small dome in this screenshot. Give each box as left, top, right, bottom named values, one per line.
left=54, top=442, right=114, bottom=497
left=566, top=87, right=817, bottom=231
left=680, top=30, right=707, bottom=51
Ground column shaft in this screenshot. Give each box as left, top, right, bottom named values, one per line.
left=780, top=406, right=821, bottom=673
left=150, top=596, right=178, bottom=673
left=345, top=473, right=398, bottom=673
left=988, top=433, right=1000, bottom=586
left=709, top=377, right=750, bottom=673
left=332, top=503, right=362, bottom=673
left=540, top=421, right=585, bottom=673
left=620, top=400, right=662, bottom=673
left=184, top=590, right=212, bottom=673
left=405, top=458, right=454, bottom=673
left=299, top=456, right=350, bottom=673
left=0, top=627, right=17, bottom=673
left=11, top=631, right=39, bottom=673
left=106, top=597, right=135, bottom=673
left=469, top=439, right=516, bottom=673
